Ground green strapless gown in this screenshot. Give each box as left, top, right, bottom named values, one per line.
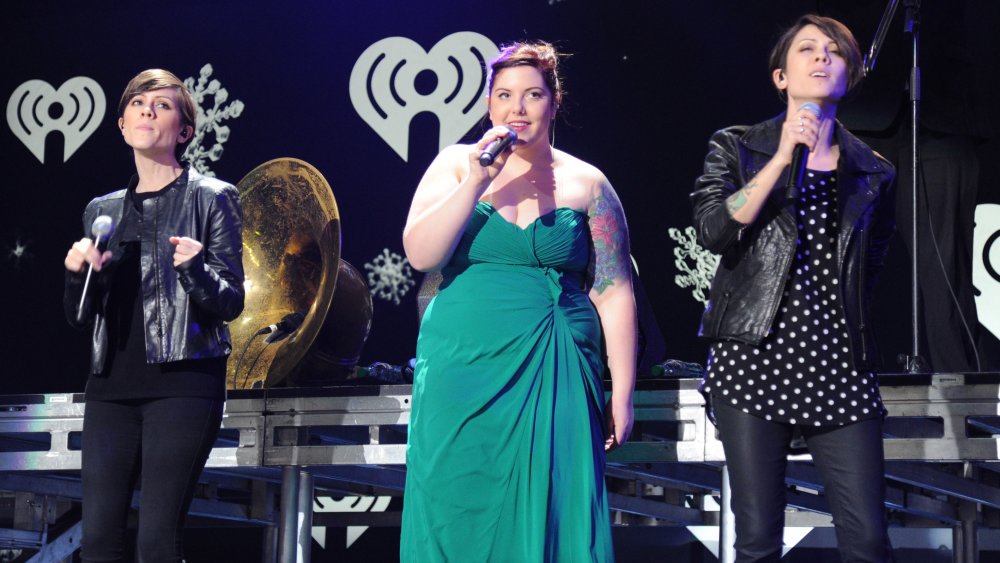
left=401, top=202, right=613, bottom=562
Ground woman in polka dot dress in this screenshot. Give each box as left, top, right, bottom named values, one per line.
left=691, top=15, right=896, bottom=563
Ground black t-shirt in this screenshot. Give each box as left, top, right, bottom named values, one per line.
left=85, top=180, right=226, bottom=401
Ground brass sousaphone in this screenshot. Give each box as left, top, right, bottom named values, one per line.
left=227, top=158, right=340, bottom=389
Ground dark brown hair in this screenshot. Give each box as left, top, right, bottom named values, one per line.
left=488, top=41, right=564, bottom=108
left=768, top=15, right=863, bottom=97
left=117, top=69, right=198, bottom=160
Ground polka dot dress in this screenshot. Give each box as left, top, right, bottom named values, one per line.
left=704, top=170, right=884, bottom=426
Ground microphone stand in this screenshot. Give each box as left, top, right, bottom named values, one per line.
left=864, top=0, right=928, bottom=373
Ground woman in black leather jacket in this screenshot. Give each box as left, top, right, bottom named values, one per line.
left=691, top=15, right=895, bottom=563
left=63, top=69, right=244, bottom=563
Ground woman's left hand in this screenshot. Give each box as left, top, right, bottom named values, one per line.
left=169, top=236, right=203, bottom=267
left=604, top=394, right=634, bottom=452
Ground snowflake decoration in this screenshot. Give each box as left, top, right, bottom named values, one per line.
left=668, top=226, right=719, bottom=305
left=6, top=237, right=31, bottom=269
left=183, top=64, right=245, bottom=177
left=364, top=248, right=416, bottom=305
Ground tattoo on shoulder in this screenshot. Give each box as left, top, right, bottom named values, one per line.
left=726, top=180, right=758, bottom=215
left=588, top=187, right=631, bottom=294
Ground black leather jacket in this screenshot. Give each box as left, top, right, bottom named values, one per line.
left=64, top=168, right=245, bottom=374
left=691, top=114, right=895, bottom=371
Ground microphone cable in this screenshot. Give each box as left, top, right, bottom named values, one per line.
left=234, top=329, right=269, bottom=390
left=918, top=160, right=982, bottom=372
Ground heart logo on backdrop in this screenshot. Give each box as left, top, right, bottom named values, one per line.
left=6, top=77, right=106, bottom=164
left=973, top=204, right=1000, bottom=340
left=312, top=495, right=392, bottom=549
left=350, top=32, right=499, bottom=162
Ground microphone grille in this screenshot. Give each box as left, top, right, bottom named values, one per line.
left=800, top=102, right=822, bottom=117
left=92, top=215, right=114, bottom=238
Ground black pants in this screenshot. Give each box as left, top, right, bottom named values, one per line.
left=714, top=401, right=893, bottom=563
left=81, top=397, right=224, bottom=563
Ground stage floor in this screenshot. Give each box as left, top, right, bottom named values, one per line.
left=2, top=373, right=1000, bottom=561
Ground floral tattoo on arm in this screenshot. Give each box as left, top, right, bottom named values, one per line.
left=589, top=186, right=631, bottom=294
left=726, top=179, right=757, bottom=215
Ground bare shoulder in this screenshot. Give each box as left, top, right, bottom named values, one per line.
left=415, top=144, right=472, bottom=189
left=552, top=148, right=611, bottom=206
left=439, top=143, right=471, bottom=159
left=436, top=143, right=472, bottom=170
left=553, top=148, right=607, bottom=184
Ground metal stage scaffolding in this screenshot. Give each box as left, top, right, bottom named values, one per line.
left=2, top=373, right=1000, bottom=562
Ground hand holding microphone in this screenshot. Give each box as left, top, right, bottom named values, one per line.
left=65, top=216, right=114, bottom=274
left=478, top=126, right=517, bottom=167
left=69, top=215, right=115, bottom=324
left=784, top=102, right=821, bottom=201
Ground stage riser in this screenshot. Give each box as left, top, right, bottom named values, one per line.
left=1, top=375, right=999, bottom=471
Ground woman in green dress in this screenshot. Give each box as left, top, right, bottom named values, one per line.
left=400, top=41, right=637, bottom=562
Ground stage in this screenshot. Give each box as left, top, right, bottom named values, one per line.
left=2, top=373, right=1000, bottom=561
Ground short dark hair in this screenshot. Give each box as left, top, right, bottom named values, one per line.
left=117, top=69, right=198, bottom=161
left=768, top=15, right=863, bottom=98
left=488, top=41, right=564, bottom=108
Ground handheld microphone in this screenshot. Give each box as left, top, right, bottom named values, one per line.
left=76, top=215, right=115, bottom=324
left=478, top=127, right=517, bottom=167
left=785, top=102, right=822, bottom=202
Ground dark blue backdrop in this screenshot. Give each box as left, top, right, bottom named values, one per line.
left=3, top=0, right=998, bottom=395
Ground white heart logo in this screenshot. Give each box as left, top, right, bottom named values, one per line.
left=350, top=32, right=499, bottom=162
left=973, top=204, right=1000, bottom=340
left=311, top=495, right=392, bottom=549
left=6, top=77, right=106, bottom=164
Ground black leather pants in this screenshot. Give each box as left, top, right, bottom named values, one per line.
left=714, top=401, right=893, bottom=563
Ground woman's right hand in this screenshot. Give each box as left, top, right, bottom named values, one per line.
left=403, top=127, right=515, bottom=271
left=465, top=126, right=516, bottom=189
left=774, top=107, right=819, bottom=167
left=65, top=238, right=111, bottom=273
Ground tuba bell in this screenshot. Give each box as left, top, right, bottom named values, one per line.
left=227, top=158, right=341, bottom=389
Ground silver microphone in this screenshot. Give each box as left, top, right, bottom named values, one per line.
left=91, top=215, right=114, bottom=238
left=76, top=215, right=115, bottom=324
left=786, top=102, right=822, bottom=201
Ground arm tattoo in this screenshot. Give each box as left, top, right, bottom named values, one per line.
left=588, top=188, right=631, bottom=294
left=725, top=180, right=758, bottom=215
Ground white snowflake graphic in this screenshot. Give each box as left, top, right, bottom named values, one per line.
left=6, top=237, right=31, bottom=269
left=182, top=64, right=245, bottom=176
left=364, top=248, right=416, bottom=305
left=668, top=226, right=719, bottom=306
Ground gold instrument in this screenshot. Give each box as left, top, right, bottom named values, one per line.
left=288, top=259, right=373, bottom=387
left=227, top=158, right=341, bottom=389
